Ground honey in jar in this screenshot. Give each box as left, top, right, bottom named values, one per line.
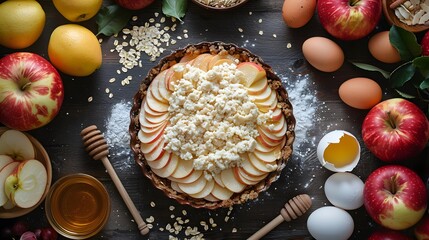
left=45, top=173, right=110, bottom=239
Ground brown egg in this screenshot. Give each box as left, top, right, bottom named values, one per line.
left=339, top=77, right=382, bottom=109
left=302, top=37, right=344, bottom=72
left=282, top=0, right=316, bottom=28
left=368, top=31, right=401, bottom=63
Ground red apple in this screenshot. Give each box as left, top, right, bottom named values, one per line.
left=364, top=165, right=428, bottom=230
left=368, top=228, right=413, bottom=240
left=114, top=0, right=155, bottom=10
left=0, top=52, right=64, bottom=131
left=317, top=0, right=382, bottom=40
left=414, top=214, right=429, bottom=240
left=362, top=98, right=429, bottom=162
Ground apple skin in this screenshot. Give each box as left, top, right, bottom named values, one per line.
left=364, top=165, right=428, bottom=230
left=317, top=0, right=382, bottom=40
left=368, top=228, right=413, bottom=240
left=0, top=52, right=64, bottom=131
left=362, top=98, right=429, bottom=162
left=114, top=0, right=155, bottom=10
left=414, top=214, right=429, bottom=240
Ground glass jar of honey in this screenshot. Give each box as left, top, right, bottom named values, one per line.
left=45, top=173, right=110, bottom=239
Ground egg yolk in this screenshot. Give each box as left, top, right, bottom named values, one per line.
left=323, top=134, right=359, bottom=168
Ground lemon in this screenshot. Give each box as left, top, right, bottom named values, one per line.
left=0, top=0, right=45, bottom=49
left=53, top=0, right=102, bottom=22
left=48, top=24, right=102, bottom=77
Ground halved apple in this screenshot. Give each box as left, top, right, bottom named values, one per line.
left=0, top=130, right=35, bottom=161
left=237, top=62, right=266, bottom=87
left=0, top=161, right=19, bottom=207
left=0, top=155, right=13, bottom=170
left=4, top=160, right=47, bottom=208
left=220, top=168, right=246, bottom=193
left=178, top=174, right=207, bottom=195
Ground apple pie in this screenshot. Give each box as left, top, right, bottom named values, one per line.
left=130, top=42, right=295, bottom=209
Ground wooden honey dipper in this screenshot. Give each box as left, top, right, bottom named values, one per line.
left=247, top=194, right=312, bottom=240
left=80, top=125, right=149, bottom=235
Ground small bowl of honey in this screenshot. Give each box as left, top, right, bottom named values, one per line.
left=45, top=173, right=110, bottom=239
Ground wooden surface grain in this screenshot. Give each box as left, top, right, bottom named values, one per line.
left=1, top=0, right=428, bottom=239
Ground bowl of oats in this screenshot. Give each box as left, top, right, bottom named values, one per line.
left=191, top=0, right=249, bottom=10
left=383, top=0, right=429, bottom=32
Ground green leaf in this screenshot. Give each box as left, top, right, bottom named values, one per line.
left=162, top=0, right=187, bottom=22
left=389, top=25, right=422, bottom=61
left=395, top=89, right=416, bottom=99
left=413, top=56, right=429, bottom=78
left=350, top=62, right=390, bottom=79
left=389, top=61, right=416, bottom=88
left=419, top=78, right=429, bottom=89
left=96, top=5, right=133, bottom=36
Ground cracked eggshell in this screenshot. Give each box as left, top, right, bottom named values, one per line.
left=317, top=130, right=360, bottom=172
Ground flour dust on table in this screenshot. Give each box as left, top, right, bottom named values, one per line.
left=104, top=100, right=135, bottom=172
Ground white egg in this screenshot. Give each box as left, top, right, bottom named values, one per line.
left=324, top=172, right=364, bottom=210
left=317, top=130, right=360, bottom=172
left=307, top=206, right=354, bottom=240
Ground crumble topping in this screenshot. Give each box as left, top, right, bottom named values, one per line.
left=163, top=62, right=262, bottom=178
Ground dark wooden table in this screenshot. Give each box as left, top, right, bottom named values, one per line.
left=1, top=0, right=428, bottom=239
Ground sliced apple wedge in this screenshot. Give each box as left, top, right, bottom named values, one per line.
left=170, top=181, right=183, bottom=193
left=253, top=147, right=282, bottom=163
left=178, top=174, right=207, bottom=195
left=220, top=168, right=246, bottom=193
left=267, top=108, right=284, bottom=123
left=179, top=52, right=200, bottom=63
left=4, top=160, right=47, bottom=209
left=240, top=155, right=266, bottom=177
left=254, top=90, right=277, bottom=111
left=207, top=54, right=235, bottom=69
left=170, top=157, right=194, bottom=179
left=238, top=167, right=268, bottom=184
left=204, top=194, right=220, bottom=202
left=139, top=108, right=167, bottom=129
left=191, top=53, right=213, bottom=72
left=0, top=161, right=19, bottom=207
left=146, top=151, right=171, bottom=169
left=249, top=86, right=272, bottom=103
left=248, top=153, right=278, bottom=173
left=169, top=169, right=203, bottom=184
left=247, top=77, right=268, bottom=95
left=165, top=62, right=186, bottom=91
left=143, top=139, right=166, bottom=161
left=150, top=70, right=169, bottom=103
left=143, top=99, right=165, bottom=117
left=255, top=137, right=278, bottom=153
left=0, top=130, right=35, bottom=161
left=145, top=88, right=169, bottom=113
left=261, top=114, right=286, bottom=134
left=151, top=153, right=179, bottom=178
left=213, top=173, right=225, bottom=188
left=258, top=126, right=284, bottom=143
left=138, top=121, right=168, bottom=144
left=189, top=178, right=215, bottom=199
left=237, top=62, right=266, bottom=87
left=140, top=133, right=165, bottom=154
left=211, top=182, right=234, bottom=200
left=141, top=119, right=168, bottom=135
left=0, top=155, right=13, bottom=170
